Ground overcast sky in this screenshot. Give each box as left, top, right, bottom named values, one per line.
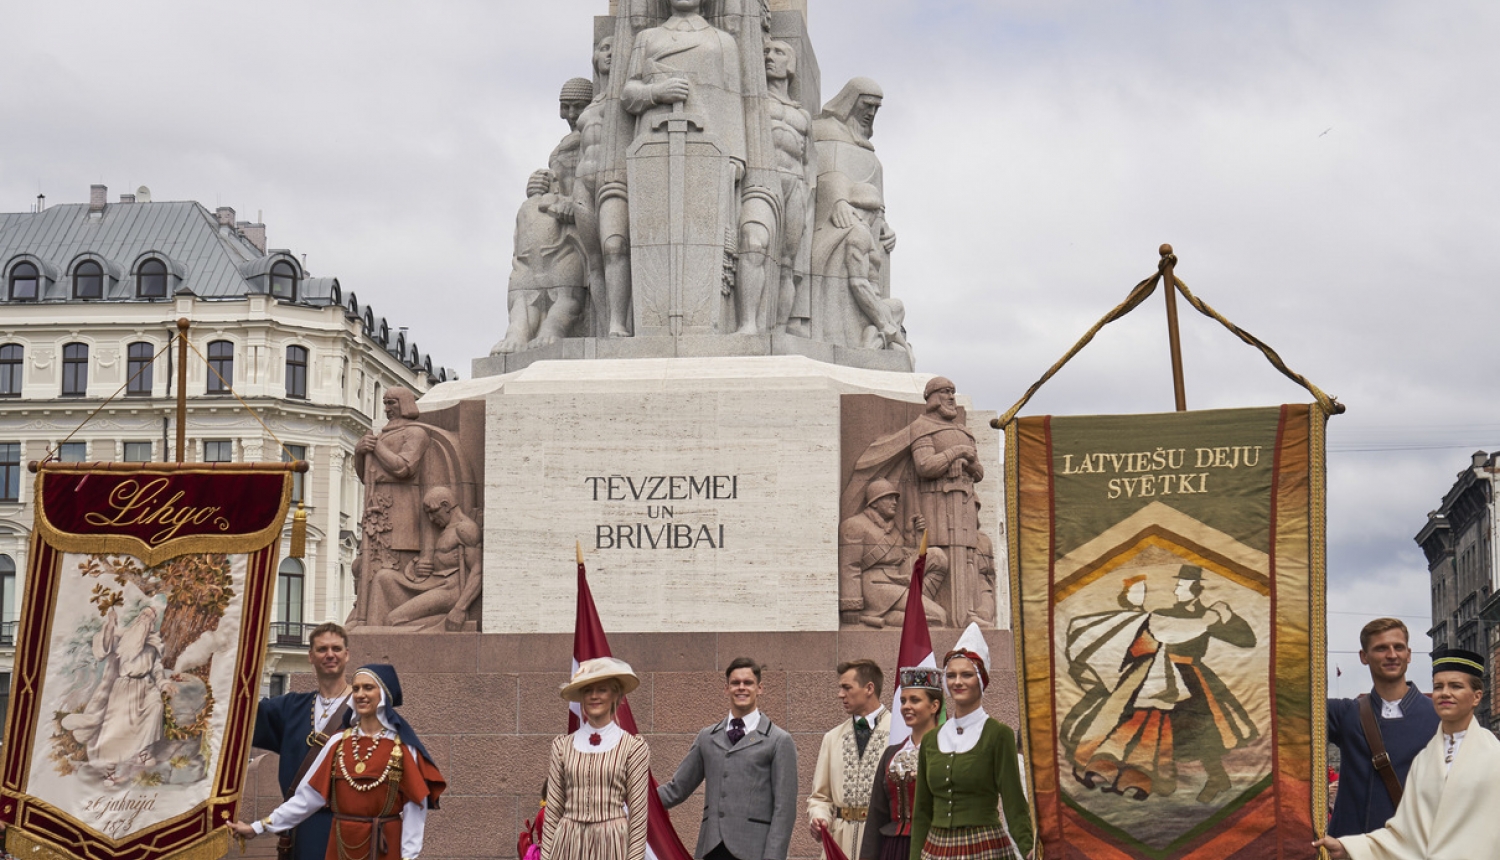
left=5, top=1, right=1498, bottom=687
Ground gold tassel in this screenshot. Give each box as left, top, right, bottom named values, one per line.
left=289, top=502, right=306, bottom=558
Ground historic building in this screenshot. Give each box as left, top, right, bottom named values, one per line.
left=1415, top=449, right=1499, bottom=729
left=0, top=184, right=452, bottom=678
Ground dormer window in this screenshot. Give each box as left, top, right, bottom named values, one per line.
left=270, top=260, right=297, bottom=300
left=138, top=259, right=168, bottom=298
left=8, top=263, right=38, bottom=301
left=74, top=261, right=103, bottom=299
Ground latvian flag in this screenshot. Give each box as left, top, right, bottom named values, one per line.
left=887, top=533, right=937, bottom=747
left=569, top=548, right=695, bottom=860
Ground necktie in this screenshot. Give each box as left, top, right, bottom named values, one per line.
left=854, top=716, right=872, bottom=755
left=728, top=717, right=746, bottom=745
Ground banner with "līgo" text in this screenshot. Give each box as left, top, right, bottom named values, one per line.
left=1, top=462, right=295, bottom=860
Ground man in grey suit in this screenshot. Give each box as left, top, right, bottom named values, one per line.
left=658, top=657, right=799, bottom=860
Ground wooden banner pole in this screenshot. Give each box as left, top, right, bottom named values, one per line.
left=175, top=317, right=189, bottom=463
left=1160, top=244, right=1187, bottom=411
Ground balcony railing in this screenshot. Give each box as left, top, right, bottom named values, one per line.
left=269, top=621, right=318, bottom=647
left=0, top=621, right=15, bottom=646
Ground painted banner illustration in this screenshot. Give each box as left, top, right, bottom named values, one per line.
left=1, top=462, right=294, bottom=860
left=1005, top=405, right=1327, bottom=859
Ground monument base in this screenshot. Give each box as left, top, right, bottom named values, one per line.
left=241, top=628, right=1018, bottom=860
left=420, top=355, right=1002, bottom=634
left=474, top=331, right=915, bottom=377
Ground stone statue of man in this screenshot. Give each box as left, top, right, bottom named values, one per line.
left=573, top=35, right=633, bottom=337
left=839, top=479, right=946, bottom=628
left=492, top=77, right=597, bottom=354
left=734, top=38, right=813, bottom=336
left=810, top=77, right=907, bottom=357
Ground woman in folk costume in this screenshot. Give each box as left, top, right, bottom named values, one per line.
left=861, top=666, right=944, bottom=860
left=231, top=664, right=447, bottom=860
left=1315, top=647, right=1500, bottom=860
left=910, top=624, right=1034, bottom=860
left=542, top=657, right=650, bottom=860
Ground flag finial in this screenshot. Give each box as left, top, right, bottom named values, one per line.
left=918, top=529, right=928, bottom=556
left=576, top=541, right=583, bottom=566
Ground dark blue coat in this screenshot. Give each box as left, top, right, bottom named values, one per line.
left=1326, top=683, right=1438, bottom=838
left=252, top=692, right=337, bottom=860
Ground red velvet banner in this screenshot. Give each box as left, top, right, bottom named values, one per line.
left=0, top=463, right=293, bottom=860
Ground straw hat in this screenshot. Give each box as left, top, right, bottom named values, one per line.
left=559, top=657, right=641, bottom=702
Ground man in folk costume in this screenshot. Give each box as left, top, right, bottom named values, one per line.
left=251, top=622, right=354, bottom=860
left=1315, top=648, right=1500, bottom=860
left=809, top=659, right=892, bottom=858
left=1325, top=618, right=1439, bottom=838
left=234, top=664, right=446, bottom=860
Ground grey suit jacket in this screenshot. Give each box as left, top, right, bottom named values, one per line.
left=657, top=716, right=798, bottom=860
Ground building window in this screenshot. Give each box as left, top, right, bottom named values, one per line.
left=203, top=440, right=233, bottom=463
left=126, top=342, right=154, bottom=395
left=274, top=558, right=305, bottom=644
left=270, top=261, right=298, bottom=300
left=123, top=441, right=153, bottom=462
left=74, top=261, right=103, bottom=299
left=0, top=554, right=15, bottom=645
left=282, top=445, right=307, bottom=503
left=286, top=345, right=309, bottom=399
left=138, top=259, right=168, bottom=298
left=57, top=442, right=87, bottom=462
left=61, top=343, right=88, bottom=396
left=0, top=345, right=21, bottom=397
left=8, top=263, right=39, bottom=301
left=206, top=340, right=233, bottom=393
left=0, top=443, right=19, bottom=501
left=268, top=674, right=287, bottom=697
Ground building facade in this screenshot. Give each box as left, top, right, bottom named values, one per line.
left=1415, top=449, right=1499, bottom=729
left=0, top=184, right=450, bottom=687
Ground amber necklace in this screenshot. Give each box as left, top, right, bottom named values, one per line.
left=337, top=727, right=397, bottom=788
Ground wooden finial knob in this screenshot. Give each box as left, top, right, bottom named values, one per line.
left=176, top=317, right=191, bottom=332
left=1159, top=244, right=1173, bottom=257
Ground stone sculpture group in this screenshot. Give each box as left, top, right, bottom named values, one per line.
left=492, top=0, right=908, bottom=366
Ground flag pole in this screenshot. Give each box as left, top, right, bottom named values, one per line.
left=1159, top=244, right=1187, bottom=412
left=174, top=317, right=189, bottom=462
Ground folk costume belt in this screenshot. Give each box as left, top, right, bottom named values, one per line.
left=333, top=812, right=401, bottom=860
left=836, top=806, right=869, bottom=822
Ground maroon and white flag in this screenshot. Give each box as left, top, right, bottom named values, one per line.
left=887, top=535, right=937, bottom=746
left=568, top=550, right=695, bottom=860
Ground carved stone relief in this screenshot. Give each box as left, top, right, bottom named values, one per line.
left=347, top=386, right=484, bottom=631
left=840, top=380, right=997, bottom=628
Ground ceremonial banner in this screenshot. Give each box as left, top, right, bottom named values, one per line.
left=1006, top=405, right=1327, bottom=859
left=1, top=462, right=294, bottom=860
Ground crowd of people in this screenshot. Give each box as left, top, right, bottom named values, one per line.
left=229, top=616, right=1489, bottom=860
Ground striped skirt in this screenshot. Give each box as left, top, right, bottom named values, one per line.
left=545, top=815, right=629, bottom=860
left=919, top=825, right=1022, bottom=860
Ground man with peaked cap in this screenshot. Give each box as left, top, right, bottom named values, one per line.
left=1315, top=647, right=1500, bottom=860
left=808, top=659, right=892, bottom=858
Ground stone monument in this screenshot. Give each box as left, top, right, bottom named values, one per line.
left=263, top=8, right=1019, bottom=860
left=477, top=0, right=917, bottom=376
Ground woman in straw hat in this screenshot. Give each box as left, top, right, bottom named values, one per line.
left=860, top=665, right=945, bottom=860
left=230, top=664, right=447, bottom=860
left=543, top=657, right=650, bottom=860
left=910, top=624, right=1033, bottom=860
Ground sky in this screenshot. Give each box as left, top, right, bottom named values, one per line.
left=4, top=0, right=1498, bottom=689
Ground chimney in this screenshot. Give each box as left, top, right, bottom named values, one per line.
left=1473, top=451, right=1490, bottom=469
left=89, top=184, right=107, bottom=213
left=216, top=206, right=236, bottom=228
left=237, top=221, right=267, bottom=254
left=120, top=193, right=136, bottom=204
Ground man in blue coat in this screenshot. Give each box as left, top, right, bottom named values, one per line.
left=251, top=622, right=353, bottom=860
left=1326, top=617, right=1438, bottom=837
